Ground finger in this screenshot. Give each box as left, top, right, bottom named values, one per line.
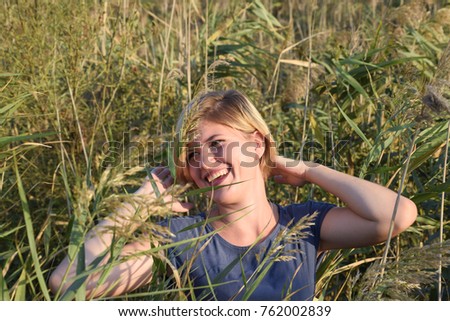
left=273, top=175, right=289, bottom=185
left=151, top=167, right=165, bottom=179
left=158, top=168, right=173, bottom=185
left=161, top=175, right=174, bottom=188
left=152, top=167, right=171, bottom=181
left=172, top=201, right=194, bottom=213
left=152, top=166, right=165, bottom=174
left=159, top=167, right=172, bottom=178
left=269, top=167, right=282, bottom=177
left=148, top=168, right=167, bottom=196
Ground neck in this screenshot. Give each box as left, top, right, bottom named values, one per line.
left=209, top=176, right=278, bottom=246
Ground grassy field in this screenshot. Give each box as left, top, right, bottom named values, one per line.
left=1, top=0, right=450, bottom=301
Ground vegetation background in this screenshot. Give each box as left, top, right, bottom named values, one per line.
left=1, top=0, right=450, bottom=301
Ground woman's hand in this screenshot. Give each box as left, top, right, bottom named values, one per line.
left=136, top=166, right=193, bottom=213
left=270, top=156, right=312, bottom=187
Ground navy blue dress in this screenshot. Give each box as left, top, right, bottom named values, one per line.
left=163, top=201, right=334, bottom=301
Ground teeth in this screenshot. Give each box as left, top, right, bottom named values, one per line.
left=206, top=169, right=229, bottom=183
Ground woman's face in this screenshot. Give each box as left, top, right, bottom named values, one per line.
left=186, top=120, right=264, bottom=205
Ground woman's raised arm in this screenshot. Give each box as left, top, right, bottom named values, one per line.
left=48, top=167, right=192, bottom=299
left=271, top=156, right=417, bottom=251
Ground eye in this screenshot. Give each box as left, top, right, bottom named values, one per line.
left=187, top=145, right=202, bottom=165
left=187, top=150, right=199, bottom=160
left=209, top=140, right=223, bottom=150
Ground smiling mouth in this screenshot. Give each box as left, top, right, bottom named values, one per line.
left=206, top=168, right=230, bottom=183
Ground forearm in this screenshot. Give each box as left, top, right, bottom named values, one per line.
left=49, top=181, right=154, bottom=294
left=305, top=163, right=414, bottom=224
left=82, top=179, right=155, bottom=264
left=273, top=157, right=417, bottom=249
left=305, top=163, right=393, bottom=218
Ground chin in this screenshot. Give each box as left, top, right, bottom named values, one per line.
left=211, top=185, right=248, bottom=205
left=209, top=187, right=231, bottom=202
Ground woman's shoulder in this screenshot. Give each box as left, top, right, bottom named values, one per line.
left=277, top=200, right=336, bottom=240
left=278, top=200, right=336, bottom=221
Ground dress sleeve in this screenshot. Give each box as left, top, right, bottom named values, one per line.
left=289, top=201, right=335, bottom=249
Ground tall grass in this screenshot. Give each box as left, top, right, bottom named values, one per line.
left=1, top=0, right=449, bottom=301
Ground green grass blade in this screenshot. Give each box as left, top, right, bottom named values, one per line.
left=0, top=268, right=10, bottom=301
left=182, top=180, right=247, bottom=197
left=0, top=132, right=56, bottom=148
left=13, top=151, right=51, bottom=301
left=335, top=63, right=372, bottom=102
left=59, top=248, right=109, bottom=301
left=167, top=148, right=176, bottom=180
left=240, top=260, right=275, bottom=300
left=64, top=204, right=88, bottom=300
left=410, top=29, right=443, bottom=54
left=0, top=73, right=22, bottom=77
left=409, top=121, right=450, bottom=173
left=145, top=167, right=161, bottom=198
left=14, top=268, right=27, bottom=301
left=0, top=223, right=24, bottom=238
left=0, top=93, right=31, bottom=114
left=333, top=98, right=372, bottom=148
left=359, top=124, right=413, bottom=177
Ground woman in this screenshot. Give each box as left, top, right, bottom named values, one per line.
left=49, top=90, right=417, bottom=300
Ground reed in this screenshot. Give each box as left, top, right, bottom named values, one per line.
left=1, top=0, right=449, bottom=301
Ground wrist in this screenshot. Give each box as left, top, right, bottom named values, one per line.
left=303, top=161, right=319, bottom=182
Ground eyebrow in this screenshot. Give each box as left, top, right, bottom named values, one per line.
left=204, top=134, right=223, bottom=143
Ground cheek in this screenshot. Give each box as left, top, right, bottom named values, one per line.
left=187, top=166, right=197, bottom=179
left=187, top=166, right=203, bottom=186
left=223, top=143, right=246, bottom=165
left=238, top=143, right=260, bottom=168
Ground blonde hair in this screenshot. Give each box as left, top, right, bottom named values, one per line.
left=174, top=90, right=277, bottom=184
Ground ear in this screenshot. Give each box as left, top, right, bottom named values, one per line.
left=251, top=130, right=265, bottom=160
